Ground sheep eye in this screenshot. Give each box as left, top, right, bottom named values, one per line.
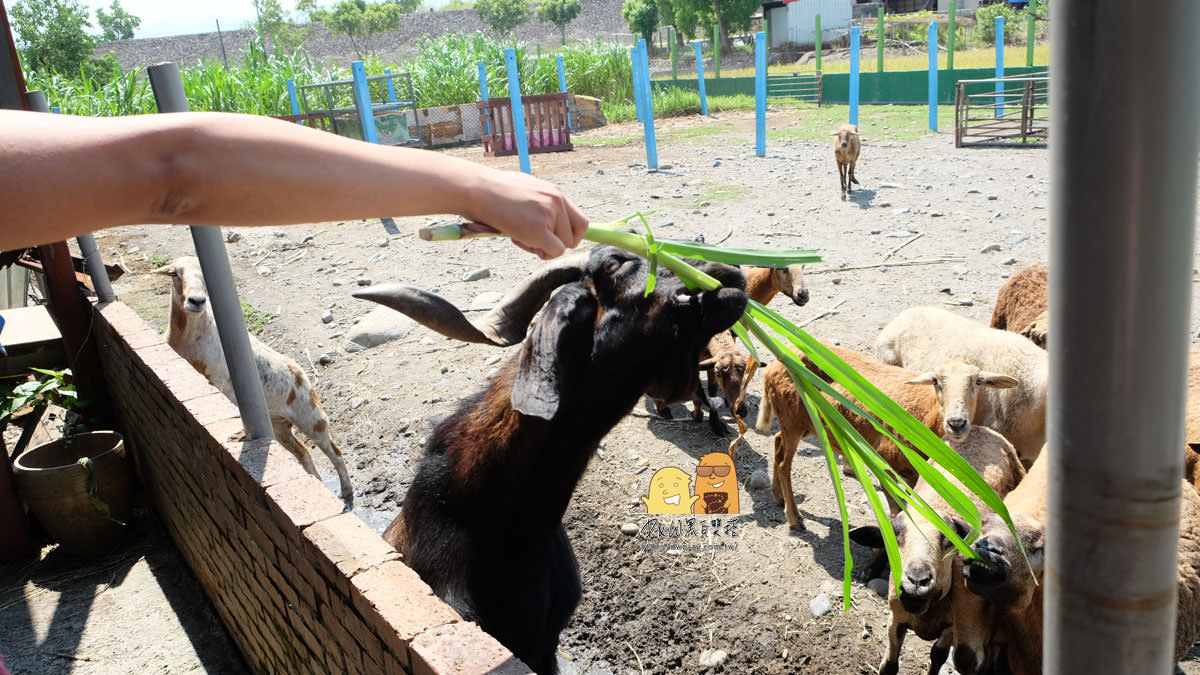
left=604, top=256, right=622, bottom=273
left=932, top=378, right=941, bottom=389
left=975, top=377, right=984, bottom=386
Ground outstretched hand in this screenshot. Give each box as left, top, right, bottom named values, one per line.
left=460, top=167, right=588, bottom=260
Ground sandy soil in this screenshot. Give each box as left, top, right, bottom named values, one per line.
left=5, top=107, right=1200, bottom=674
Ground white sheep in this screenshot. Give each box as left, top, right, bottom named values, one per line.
left=849, top=426, right=1026, bottom=675
left=833, top=123, right=861, bottom=197
left=875, top=306, right=1048, bottom=467
left=756, top=342, right=1017, bottom=530
left=155, top=256, right=353, bottom=504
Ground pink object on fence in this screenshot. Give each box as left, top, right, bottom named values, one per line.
left=0, top=651, right=11, bottom=675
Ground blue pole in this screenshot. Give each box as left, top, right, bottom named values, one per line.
left=556, top=54, right=571, bottom=131
left=478, top=61, right=491, bottom=136
left=384, top=67, right=396, bottom=102
left=631, top=46, right=645, bottom=124
left=929, top=21, right=938, bottom=131
left=286, top=77, right=303, bottom=124
left=504, top=48, right=532, bottom=174
left=350, top=60, right=379, bottom=144
left=694, top=40, right=709, bottom=116
left=755, top=31, right=766, bottom=157
left=638, top=42, right=658, bottom=169
left=995, top=16, right=1005, bottom=118
left=849, top=27, right=860, bottom=127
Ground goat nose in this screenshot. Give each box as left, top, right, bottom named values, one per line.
left=188, top=295, right=207, bottom=307
left=796, top=288, right=809, bottom=306
left=947, top=417, right=968, bottom=434
left=841, top=142, right=847, bottom=148
left=905, top=566, right=933, bottom=589
left=954, top=647, right=979, bottom=674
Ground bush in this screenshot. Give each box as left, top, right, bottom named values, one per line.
left=976, top=3, right=1022, bottom=44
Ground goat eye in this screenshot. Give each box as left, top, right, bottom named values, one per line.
left=604, top=256, right=622, bottom=273
left=976, top=377, right=984, bottom=386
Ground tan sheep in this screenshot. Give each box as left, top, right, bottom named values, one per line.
left=989, top=264, right=1049, bottom=343
left=876, top=306, right=1048, bottom=467
left=756, top=343, right=1017, bottom=530
left=833, top=123, right=861, bottom=197
left=849, top=426, right=1025, bottom=675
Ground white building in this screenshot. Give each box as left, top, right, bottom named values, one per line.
left=763, top=0, right=854, bottom=49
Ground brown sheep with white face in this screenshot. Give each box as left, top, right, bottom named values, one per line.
left=833, top=123, right=861, bottom=197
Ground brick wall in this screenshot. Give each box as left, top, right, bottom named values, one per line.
left=93, top=301, right=529, bottom=674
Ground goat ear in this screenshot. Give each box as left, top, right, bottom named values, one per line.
left=980, top=372, right=1019, bottom=389
left=848, top=525, right=884, bottom=549
left=905, top=372, right=937, bottom=386
left=512, top=285, right=597, bottom=420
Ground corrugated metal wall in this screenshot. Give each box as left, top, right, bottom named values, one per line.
left=776, top=0, right=853, bottom=48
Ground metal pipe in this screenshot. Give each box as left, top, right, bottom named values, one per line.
left=145, top=62, right=274, bottom=443
left=1047, top=1, right=1200, bottom=672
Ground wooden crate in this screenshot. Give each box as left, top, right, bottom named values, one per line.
left=477, top=93, right=573, bottom=157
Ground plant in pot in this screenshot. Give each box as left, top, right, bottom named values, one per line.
left=3, top=368, right=134, bottom=558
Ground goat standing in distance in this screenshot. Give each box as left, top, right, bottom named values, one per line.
left=834, top=123, right=861, bottom=198
left=355, top=246, right=747, bottom=675
left=654, top=263, right=809, bottom=437
left=155, top=256, right=353, bottom=505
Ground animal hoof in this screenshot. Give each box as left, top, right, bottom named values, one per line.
left=656, top=407, right=674, bottom=420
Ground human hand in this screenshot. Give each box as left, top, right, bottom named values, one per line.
left=461, top=167, right=588, bottom=259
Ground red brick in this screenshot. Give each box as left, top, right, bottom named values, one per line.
left=98, top=301, right=148, bottom=336
left=350, top=561, right=460, bottom=670
left=265, top=475, right=346, bottom=530
left=231, top=438, right=313, bottom=490
left=303, top=513, right=400, bottom=597
left=330, top=592, right=385, bottom=670
left=382, top=650, right=408, bottom=675
left=411, top=622, right=532, bottom=675
left=181, top=392, right=240, bottom=427
left=120, top=327, right=163, bottom=350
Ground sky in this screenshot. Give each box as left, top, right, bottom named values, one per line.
left=77, top=0, right=300, bottom=40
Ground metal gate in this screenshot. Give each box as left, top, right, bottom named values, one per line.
left=766, top=72, right=823, bottom=105
left=955, top=73, right=1049, bottom=147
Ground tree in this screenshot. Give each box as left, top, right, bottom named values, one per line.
left=536, top=0, right=580, bottom=45
left=250, top=0, right=313, bottom=55
left=95, top=0, right=140, bottom=41
left=9, top=0, right=95, bottom=74
left=621, top=0, right=658, bottom=46
left=474, top=0, right=530, bottom=37
left=319, top=0, right=413, bottom=59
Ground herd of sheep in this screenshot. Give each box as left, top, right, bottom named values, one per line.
left=150, top=134, right=1200, bottom=673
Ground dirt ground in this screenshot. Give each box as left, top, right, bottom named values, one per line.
left=4, top=108, right=1200, bottom=674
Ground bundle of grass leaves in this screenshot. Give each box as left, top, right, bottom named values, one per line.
left=420, top=214, right=1021, bottom=606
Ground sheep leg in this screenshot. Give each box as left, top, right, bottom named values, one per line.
left=878, top=618, right=908, bottom=675
left=290, top=401, right=354, bottom=505
left=927, top=629, right=951, bottom=675
left=772, top=432, right=804, bottom=530
left=272, top=417, right=319, bottom=477
left=849, top=159, right=859, bottom=186
left=838, top=162, right=848, bottom=196
left=652, top=398, right=675, bottom=420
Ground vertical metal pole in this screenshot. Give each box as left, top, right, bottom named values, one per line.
left=995, top=17, right=1005, bottom=118
left=27, top=91, right=117, bottom=303
left=694, top=41, right=709, bottom=115
left=755, top=31, right=766, bottom=157
left=670, top=26, right=677, bottom=79
left=215, top=19, right=228, bottom=68
left=556, top=55, right=571, bottom=131
left=1048, top=1, right=1199, bottom=672
left=713, top=24, right=720, bottom=78
left=1026, top=0, right=1036, bottom=67
left=478, top=62, right=491, bottom=136
left=504, top=48, right=532, bottom=174
left=145, top=63, right=273, bottom=443
left=948, top=1, right=956, bottom=70
left=384, top=68, right=396, bottom=102
left=877, top=7, right=885, bottom=73
left=815, top=14, right=822, bottom=71
left=286, top=78, right=302, bottom=124
left=638, top=42, right=658, bottom=170
left=849, top=27, right=860, bottom=127
left=631, top=46, right=645, bottom=125
left=350, top=60, right=378, bottom=144
left=928, top=21, right=938, bottom=131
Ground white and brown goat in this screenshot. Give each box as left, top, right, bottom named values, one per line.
left=155, top=256, right=352, bottom=504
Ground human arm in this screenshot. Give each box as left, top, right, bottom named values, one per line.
left=0, top=110, right=587, bottom=258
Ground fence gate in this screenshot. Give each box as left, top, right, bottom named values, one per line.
left=955, top=74, right=1049, bottom=148
left=766, top=72, right=822, bottom=105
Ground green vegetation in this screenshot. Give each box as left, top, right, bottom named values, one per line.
left=572, top=134, right=639, bottom=146
left=536, top=0, right=581, bottom=45
left=622, top=0, right=658, bottom=44
left=10, top=0, right=97, bottom=76
left=240, top=300, right=273, bottom=335
left=311, top=0, right=415, bottom=59
left=602, top=90, right=754, bottom=123
left=474, top=0, right=530, bottom=36
left=763, top=103, right=955, bottom=142
left=96, top=0, right=140, bottom=41
left=148, top=253, right=172, bottom=268
left=696, top=181, right=744, bottom=204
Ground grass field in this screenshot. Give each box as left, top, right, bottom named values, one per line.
left=717, top=43, right=1050, bottom=78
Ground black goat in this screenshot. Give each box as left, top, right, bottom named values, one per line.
left=354, top=246, right=747, bottom=674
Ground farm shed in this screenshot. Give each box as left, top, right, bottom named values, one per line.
left=762, top=0, right=853, bottom=49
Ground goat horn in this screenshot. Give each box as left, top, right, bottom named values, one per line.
left=697, top=357, right=717, bottom=369
left=353, top=252, right=587, bottom=346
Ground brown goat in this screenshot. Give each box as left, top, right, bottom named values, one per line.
left=834, top=123, right=861, bottom=197
left=989, top=264, right=1049, bottom=346
left=357, top=246, right=747, bottom=675
left=756, top=343, right=1017, bottom=530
